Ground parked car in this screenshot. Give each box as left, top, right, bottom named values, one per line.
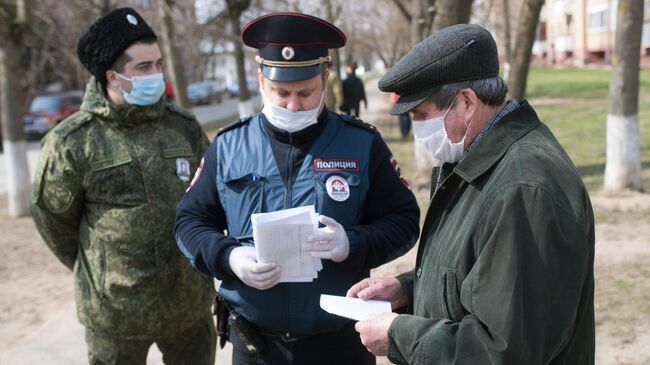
left=23, top=90, right=82, bottom=138
left=227, top=80, right=259, bottom=98
left=187, top=80, right=225, bottom=105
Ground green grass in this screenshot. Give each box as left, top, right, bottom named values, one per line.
left=526, top=67, right=650, bottom=192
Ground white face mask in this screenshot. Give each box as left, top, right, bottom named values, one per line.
left=413, top=97, right=471, bottom=163
left=261, top=87, right=324, bottom=133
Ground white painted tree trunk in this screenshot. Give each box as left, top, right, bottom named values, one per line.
left=414, top=138, right=436, bottom=170
left=4, top=140, right=31, bottom=216
left=238, top=99, right=255, bottom=119
left=604, top=114, right=642, bottom=192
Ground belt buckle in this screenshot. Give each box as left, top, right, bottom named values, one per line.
left=280, top=332, right=301, bottom=343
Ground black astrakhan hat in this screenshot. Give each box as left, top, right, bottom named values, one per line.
left=379, top=24, right=500, bottom=115
left=76, top=7, right=157, bottom=86
left=241, top=13, right=346, bottom=82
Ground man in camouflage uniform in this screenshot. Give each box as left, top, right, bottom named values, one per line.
left=31, top=8, right=215, bottom=365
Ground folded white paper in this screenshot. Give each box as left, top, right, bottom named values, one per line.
left=319, top=294, right=392, bottom=321
left=251, top=206, right=321, bottom=282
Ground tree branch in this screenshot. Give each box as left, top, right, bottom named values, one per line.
left=390, top=0, right=412, bottom=22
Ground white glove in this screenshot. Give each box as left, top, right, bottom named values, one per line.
left=228, top=246, right=280, bottom=290
left=302, top=215, right=350, bottom=262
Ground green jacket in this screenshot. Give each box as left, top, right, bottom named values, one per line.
left=31, top=78, right=213, bottom=338
left=388, top=101, right=595, bottom=364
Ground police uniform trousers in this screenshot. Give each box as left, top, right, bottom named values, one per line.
left=85, top=313, right=216, bottom=365
left=230, top=321, right=375, bottom=365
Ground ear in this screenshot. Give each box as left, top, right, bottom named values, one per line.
left=105, top=70, right=119, bottom=89
left=459, top=88, right=478, bottom=124
left=257, top=69, right=266, bottom=90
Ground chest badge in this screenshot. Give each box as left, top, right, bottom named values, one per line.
left=176, top=158, right=191, bottom=182
left=325, top=175, right=350, bottom=202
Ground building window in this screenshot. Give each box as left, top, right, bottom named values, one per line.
left=588, top=9, right=608, bottom=31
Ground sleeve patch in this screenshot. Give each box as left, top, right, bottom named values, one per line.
left=43, top=183, right=74, bottom=213
left=390, top=156, right=411, bottom=189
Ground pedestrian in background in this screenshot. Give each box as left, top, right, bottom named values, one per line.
left=31, top=8, right=215, bottom=365
left=349, top=24, right=595, bottom=364
left=341, top=62, right=367, bottom=117
left=325, top=62, right=343, bottom=112
left=175, top=12, right=419, bottom=365
left=390, top=92, right=411, bottom=139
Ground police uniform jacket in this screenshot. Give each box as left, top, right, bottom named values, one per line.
left=31, top=78, right=214, bottom=338
left=175, top=109, right=420, bottom=335
left=387, top=101, right=595, bottom=364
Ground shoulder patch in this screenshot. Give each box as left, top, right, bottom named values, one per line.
left=166, top=103, right=197, bottom=121
left=338, top=114, right=378, bottom=134
left=217, top=116, right=253, bottom=136
left=52, top=111, right=94, bottom=138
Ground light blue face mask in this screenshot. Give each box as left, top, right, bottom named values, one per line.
left=115, top=72, right=165, bottom=106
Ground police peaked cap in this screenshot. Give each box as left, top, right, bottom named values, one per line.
left=242, top=13, right=346, bottom=82
left=77, top=7, right=157, bottom=86
left=379, top=24, right=500, bottom=115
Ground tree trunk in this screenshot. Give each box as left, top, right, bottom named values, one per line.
left=0, top=0, right=31, bottom=217
left=506, top=0, right=544, bottom=100
left=502, top=0, right=512, bottom=80
left=226, top=0, right=254, bottom=118
left=324, top=0, right=341, bottom=79
left=157, top=0, right=191, bottom=108
left=432, top=0, right=473, bottom=31
left=604, top=0, right=644, bottom=192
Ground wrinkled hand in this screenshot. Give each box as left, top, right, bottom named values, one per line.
left=355, top=312, right=398, bottom=356
left=347, top=277, right=408, bottom=310
left=302, top=215, right=349, bottom=262
left=228, top=246, right=280, bottom=290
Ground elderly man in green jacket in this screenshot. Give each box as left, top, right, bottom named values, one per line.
left=348, top=24, right=595, bottom=364
left=31, top=8, right=215, bottom=365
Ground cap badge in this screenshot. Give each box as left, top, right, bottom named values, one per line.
left=325, top=175, right=350, bottom=202
left=281, top=46, right=295, bottom=61
left=127, top=14, right=138, bottom=26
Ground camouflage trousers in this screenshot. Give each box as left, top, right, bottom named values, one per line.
left=85, top=314, right=216, bottom=365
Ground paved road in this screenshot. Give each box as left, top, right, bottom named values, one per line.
left=0, top=97, right=261, bottom=195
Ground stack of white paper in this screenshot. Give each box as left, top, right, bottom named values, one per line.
left=251, top=205, right=322, bottom=282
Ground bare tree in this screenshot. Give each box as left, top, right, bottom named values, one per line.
left=604, top=0, right=644, bottom=192
left=506, top=0, right=544, bottom=100
left=0, top=0, right=31, bottom=217
left=156, top=0, right=191, bottom=107
left=324, top=0, right=342, bottom=79
left=226, top=0, right=254, bottom=118
left=501, top=0, right=513, bottom=80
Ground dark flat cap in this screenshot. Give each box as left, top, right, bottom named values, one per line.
left=379, top=24, right=499, bottom=115
left=242, top=13, right=346, bottom=82
left=77, top=7, right=157, bottom=86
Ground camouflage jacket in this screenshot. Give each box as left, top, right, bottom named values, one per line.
left=31, top=78, right=213, bottom=338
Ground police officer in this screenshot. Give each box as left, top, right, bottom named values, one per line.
left=31, top=8, right=215, bottom=365
left=175, top=13, right=420, bottom=365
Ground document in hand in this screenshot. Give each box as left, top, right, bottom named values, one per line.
left=319, top=294, right=392, bottom=321
left=251, top=205, right=322, bottom=282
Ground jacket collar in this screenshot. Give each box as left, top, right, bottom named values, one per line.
left=454, top=100, right=540, bottom=183
left=80, top=77, right=165, bottom=127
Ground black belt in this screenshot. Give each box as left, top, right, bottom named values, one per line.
left=258, top=330, right=309, bottom=343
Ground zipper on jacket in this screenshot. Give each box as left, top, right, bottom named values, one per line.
left=284, top=135, right=294, bottom=209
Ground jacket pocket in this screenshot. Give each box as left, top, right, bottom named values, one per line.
left=221, top=173, right=266, bottom=238
left=313, top=172, right=361, bottom=227
left=87, top=155, right=144, bottom=205
left=439, top=268, right=465, bottom=322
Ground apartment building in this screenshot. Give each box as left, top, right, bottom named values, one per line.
left=533, top=0, right=650, bottom=67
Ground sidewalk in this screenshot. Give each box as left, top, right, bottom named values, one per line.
left=2, top=302, right=233, bottom=364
